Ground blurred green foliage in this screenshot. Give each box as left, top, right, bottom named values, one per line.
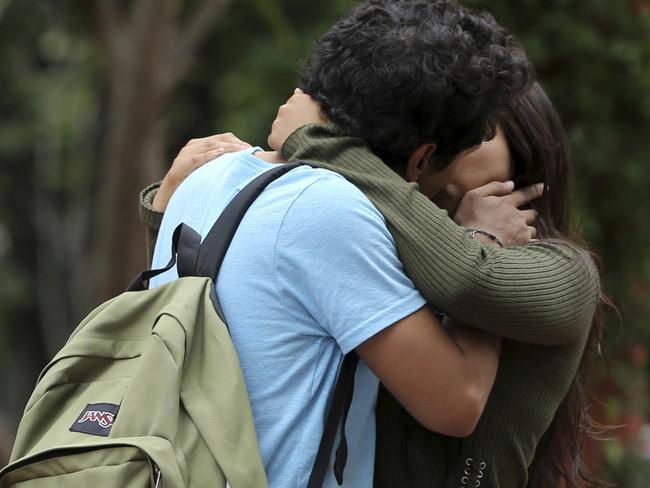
left=0, top=0, right=649, bottom=484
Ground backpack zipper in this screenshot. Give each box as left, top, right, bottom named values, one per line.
left=153, top=462, right=163, bottom=488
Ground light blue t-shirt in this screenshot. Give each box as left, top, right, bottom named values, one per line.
left=151, top=149, right=426, bottom=488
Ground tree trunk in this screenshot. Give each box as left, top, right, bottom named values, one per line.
left=93, top=0, right=231, bottom=301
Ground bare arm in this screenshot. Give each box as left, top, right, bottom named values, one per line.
left=358, top=307, right=500, bottom=438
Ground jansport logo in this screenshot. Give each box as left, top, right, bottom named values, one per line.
left=70, top=403, right=120, bottom=437
left=78, top=410, right=115, bottom=428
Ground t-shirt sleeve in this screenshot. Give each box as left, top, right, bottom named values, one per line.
left=275, top=173, right=427, bottom=354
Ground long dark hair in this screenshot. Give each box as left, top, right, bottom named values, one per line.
left=500, top=82, right=613, bottom=487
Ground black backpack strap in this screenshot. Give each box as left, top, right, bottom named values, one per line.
left=127, top=223, right=201, bottom=292
left=333, top=353, right=358, bottom=485
left=307, top=352, right=359, bottom=488
left=176, top=225, right=202, bottom=278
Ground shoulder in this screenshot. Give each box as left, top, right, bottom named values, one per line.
left=275, top=166, right=398, bottom=270
left=281, top=167, right=388, bottom=234
left=274, top=167, right=424, bottom=351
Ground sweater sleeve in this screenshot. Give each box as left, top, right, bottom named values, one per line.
left=139, top=182, right=163, bottom=267
left=282, top=123, right=599, bottom=346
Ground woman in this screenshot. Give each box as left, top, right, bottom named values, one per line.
left=370, top=82, right=610, bottom=488
left=140, top=82, right=606, bottom=487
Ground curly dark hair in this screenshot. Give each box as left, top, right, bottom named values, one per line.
left=300, top=0, right=534, bottom=168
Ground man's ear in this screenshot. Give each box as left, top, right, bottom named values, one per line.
left=405, top=143, right=437, bottom=182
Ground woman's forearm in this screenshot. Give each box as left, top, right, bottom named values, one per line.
left=139, top=182, right=163, bottom=266
left=281, top=123, right=599, bottom=346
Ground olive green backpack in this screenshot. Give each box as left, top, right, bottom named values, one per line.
left=0, top=163, right=357, bottom=488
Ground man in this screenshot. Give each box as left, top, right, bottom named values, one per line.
left=144, top=1, right=597, bottom=486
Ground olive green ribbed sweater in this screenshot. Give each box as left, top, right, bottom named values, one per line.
left=139, top=123, right=599, bottom=487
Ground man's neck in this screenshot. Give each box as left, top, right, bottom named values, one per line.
left=254, top=150, right=288, bottom=164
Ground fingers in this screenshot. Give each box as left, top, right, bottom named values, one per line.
left=186, top=132, right=252, bottom=148
left=473, top=180, right=515, bottom=197
left=181, top=142, right=249, bottom=170
left=182, top=139, right=249, bottom=159
left=191, top=148, right=227, bottom=167
left=204, top=142, right=250, bottom=155
left=521, top=209, right=538, bottom=225
left=285, top=92, right=313, bottom=109
left=507, top=183, right=544, bottom=208
left=268, top=91, right=326, bottom=151
left=169, top=140, right=248, bottom=183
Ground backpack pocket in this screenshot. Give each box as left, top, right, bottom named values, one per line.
left=0, top=442, right=172, bottom=488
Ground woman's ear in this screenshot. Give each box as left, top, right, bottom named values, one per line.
left=405, top=143, right=437, bottom=183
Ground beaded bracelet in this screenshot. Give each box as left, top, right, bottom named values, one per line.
left=466, top=228, right=504, bottom=248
